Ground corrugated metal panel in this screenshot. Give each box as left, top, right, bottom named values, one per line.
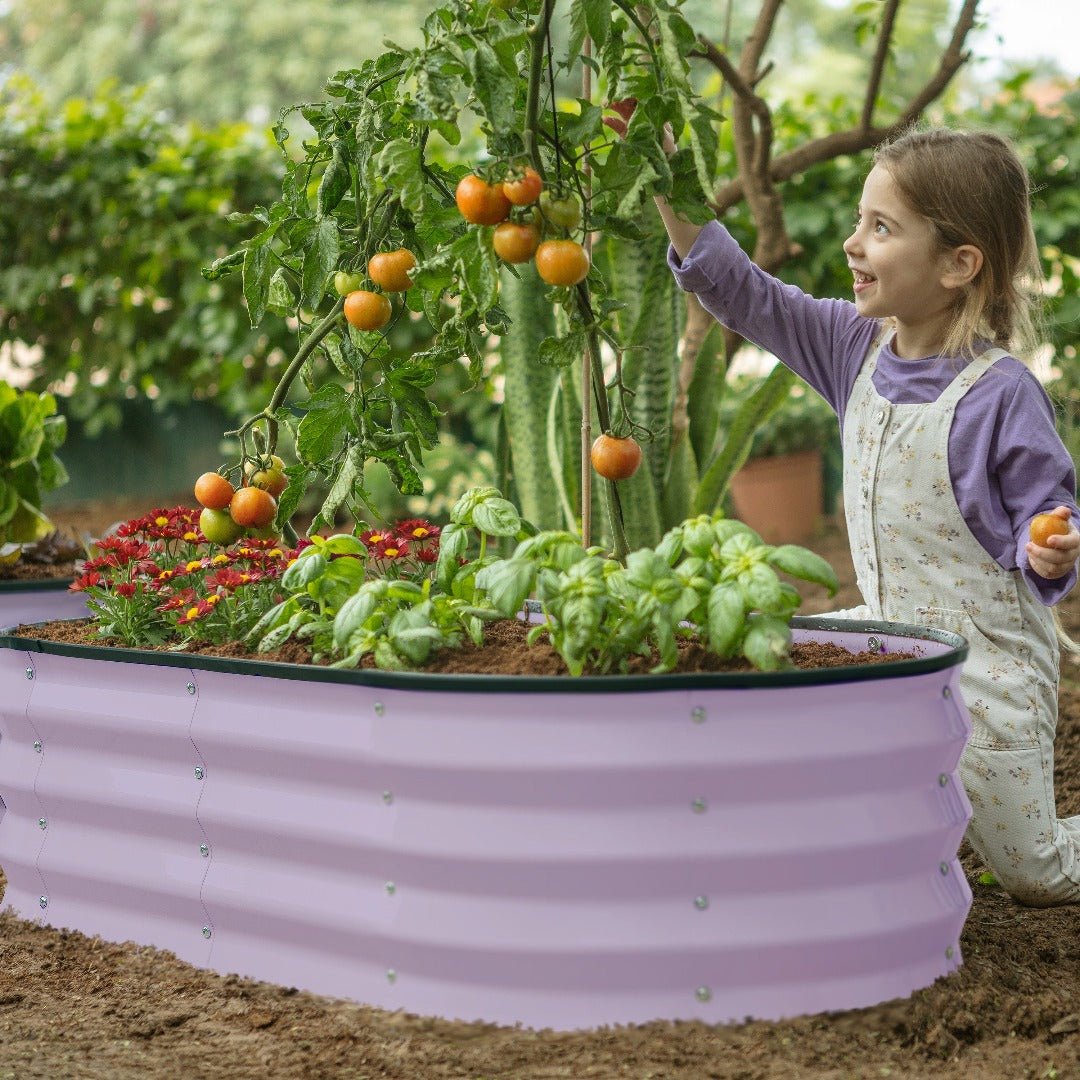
left=0, top=625, right=972, bottom=1030
left=0, top=586, right=89, bottom=630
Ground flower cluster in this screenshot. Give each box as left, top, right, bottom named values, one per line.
left=72, top=509, right=441, bottom=650
left=72, top=507, right=302, bottom=648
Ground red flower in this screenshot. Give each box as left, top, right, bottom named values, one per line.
left=70, top=571, right=102, bottom=592
left=394, top=518, right=441, bottom=542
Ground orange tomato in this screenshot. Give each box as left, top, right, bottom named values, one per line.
left=535, top=239, right=590, bottom=286
left=230, top=486, right=277, bottom=529
left=367, top=249, right=417, bottom=292
left=455, top=174, right=512, bottom=225
left=194, top=471, right=235, bottom=511
left=1030, top=513, right=1070, bottom=546
left=344, top=289, right=392, bottom=331
left=590, top=434, right=642, bottom=481
left=492, top=222, right=541, bottom=264
left=502, top=166, right=543, bottom=206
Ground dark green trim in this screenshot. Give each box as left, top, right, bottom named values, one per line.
left=0, top=617, right=967, bottom=694
left=0, top=577, right=76, bottom=594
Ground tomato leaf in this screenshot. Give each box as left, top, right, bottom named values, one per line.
left=301, top=216, right=340, bottom=312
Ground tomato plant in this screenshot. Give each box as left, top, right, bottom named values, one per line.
left=590, top=434, right=642, bottom=481
left=535, top=240, right=590, bottom=286
left=493, top=222, right=541, bottom=265
left=343, top=290, right=392, bottom=331
left=367, top=249, right=417, bottom=292
left=455, top=175, right=512, bottom=226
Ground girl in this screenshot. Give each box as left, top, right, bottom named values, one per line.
left=655, top=125, right=1080, bottom=906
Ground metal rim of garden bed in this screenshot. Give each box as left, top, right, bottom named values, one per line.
left=0, top=615, right=968, bottom=693
left=0, top=577, right=76, bottom=594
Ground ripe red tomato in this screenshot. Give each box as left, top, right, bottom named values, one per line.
left=194, top=472, right=235, bottom=511
left=367, top=249, right=417, bottom=292
left=199, top=507, right=244, bottom=545
left=502, top=166, right=542, bottom=206
left=455, top=174, right=512, bottom=225
left=230, top=486, right=277, bottom=529
left=590, top=434, right=642, bottom=481
left=535, top=239, right=590, bottom=286
left=344, top=289, right=392, bottom=331
left=492, top=222, right=541, bottom=264
left=1030, top=513, right=1070, bottom=546
left=539, top=189, right=582, bottom=229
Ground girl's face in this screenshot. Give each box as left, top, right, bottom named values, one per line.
left=843, top=164, right=960, bottom=358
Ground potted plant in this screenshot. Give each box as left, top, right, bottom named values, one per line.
left=721, top=377, right=840, bottom=545
left=0, top=380, right=88, bottom=626
left=0, top=0, right=983, bottom=1033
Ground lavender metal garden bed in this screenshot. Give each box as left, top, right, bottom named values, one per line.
left=0, top=577, right=89, bottom=628
left=0, top=616, right=972, bottom=1030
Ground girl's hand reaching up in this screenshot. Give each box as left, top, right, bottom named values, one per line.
left=1026, top=507, right=1080, bottom=580
left=602, top=98, right=676, bottom=156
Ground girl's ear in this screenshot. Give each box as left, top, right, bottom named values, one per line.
left=940, top=244, right=984, bottom=290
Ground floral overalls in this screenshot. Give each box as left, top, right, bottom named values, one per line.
left=832, top=332, right=1080, bottom=905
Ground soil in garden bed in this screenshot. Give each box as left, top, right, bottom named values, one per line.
left=11, top=614, right=913, bottom=675
left=1, top=507, right=1078, bottom=1079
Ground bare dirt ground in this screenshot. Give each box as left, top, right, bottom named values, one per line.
left=1, top=498, right=1078, bottom=1080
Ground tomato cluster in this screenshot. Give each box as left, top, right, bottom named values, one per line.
left=335, top=248, right=417, bottom=332
left=193, top=456, right=288, bottom=544
left=454, top=167, right=591, bottom=287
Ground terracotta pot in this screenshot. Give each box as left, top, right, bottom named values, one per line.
left=0, top=616, right=972, bottom=1031
left=729, top=448, right=823, bottom=545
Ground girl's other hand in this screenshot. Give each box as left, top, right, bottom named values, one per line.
left=1026, top=506, right=1080, bottom=580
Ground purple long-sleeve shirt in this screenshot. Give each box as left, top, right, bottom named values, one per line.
left=669, top=221, right=1078, bottom=605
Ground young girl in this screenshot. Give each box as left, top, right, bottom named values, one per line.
left=655, top=125, right=1080, bottom=906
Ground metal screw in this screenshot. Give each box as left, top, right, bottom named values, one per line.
left=943, top=686, right=952, bottom=699
left=945, top=945, right=954, bottom=960
left=38, top=896, right=47, bottom=909
left=386, top=968, right=397, bottom=984
left=186, top=682, right=196, bottom=696
left=691, top=797, right=708, bottom=814
left=200, top=844, right=210, bottom=858
left=25, top=667, right=34, bottom=680
left=939, top=861, right=950, bottom=876
left=381, top=790, right=393, bottom=805
left=194, top=766, right=205, bottom=780
left=385, top=881, right=396, bottom=895
left=938, top=773, right=949, bottom=787
left=38, top=818, right=46, bottom=830
left=691, top=707, right=706, bottom=724
left=695, top=986, right=712, bottom=1003
left=202, top=926, right=212, bottom=939
left=374, top=701, right=385, bottom=716
left=693, top=895, right=709, bottom=911
left=33, top=740, right=42, bottom=753
left=867, top=635, right=882, bottom=652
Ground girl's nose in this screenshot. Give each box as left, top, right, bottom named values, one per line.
left=843, top=230, right=860, bottom=257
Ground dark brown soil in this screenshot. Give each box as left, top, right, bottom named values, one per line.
left=2, top=500, right=1079, bottom=1079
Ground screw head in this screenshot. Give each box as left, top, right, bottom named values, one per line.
left=200, top=844, right=210, bottom=858
left=943, top=686, right=952, bottom=699
left=374, top=701, right=385, bottom=716
left=25, top=667, right=34, bottom=680
left=381, top=790, right=394, bottom=805
left=33, top=740, right=42, bottom=753
left=867, top=635, right=882, bottom=652
left=202, top=926, right=212, bottom=939
left=386, top=968, right=397, bottom=983
left=691, top=796, right=708, bottom=814
left=38, top=818, right=46, bottom=830
left=194, top=766, right=205, bottom=780
left=693, top=895, right=709, bottom=911
left=38, top=896, right=47, bottom=909
left=691, top=707, right=706, bottom=724
left=385, top=881, right=396, bottom=895
left=939, top=861, right=950, bottom=876
left=945, top=945, right=955, bottom=960
left=938, top=773, right=949, bottom=787
left=186, top=682, right=196, bottom=696
left=695, top=986, right=712, bottom=1002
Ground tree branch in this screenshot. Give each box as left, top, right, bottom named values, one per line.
left=861, top=0, right=901, bottom=130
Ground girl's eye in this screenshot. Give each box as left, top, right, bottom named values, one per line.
left=874, top=220, right=890, bottom=236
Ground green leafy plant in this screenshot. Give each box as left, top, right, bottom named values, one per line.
left=718, top=377, right=836, bottom=461
left=0, top=380, right=69, bottom=556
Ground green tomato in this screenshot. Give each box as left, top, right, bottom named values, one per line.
left=539, top=190, right=581, bottom=229
left=490, top=0, right=519, bottom=8
left=199, top=507, right=244, bottom=546
left=334, top=270, right=364, bottom=297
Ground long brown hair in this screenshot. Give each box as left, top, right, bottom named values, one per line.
left=873, top=127, right=1043, bottom=360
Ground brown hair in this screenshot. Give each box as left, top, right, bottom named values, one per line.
left=873, top=126, right=1043, bottom=359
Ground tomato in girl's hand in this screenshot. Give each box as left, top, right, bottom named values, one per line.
left=1030, top=513, right=1070, bottom=546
